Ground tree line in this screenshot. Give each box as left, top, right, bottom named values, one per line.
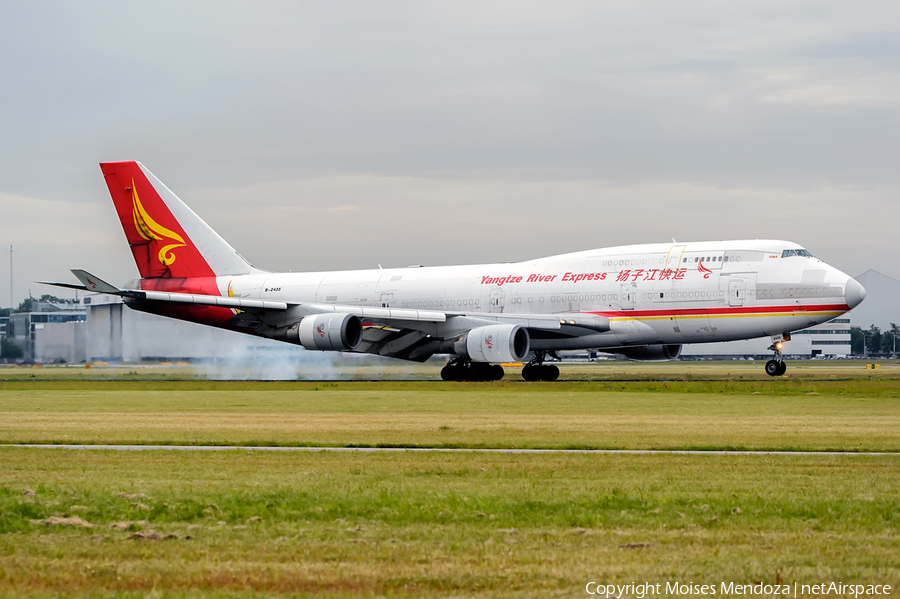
left=850, top=324, right=900, bottom=356
left=1, top=295, right=70, bottom=317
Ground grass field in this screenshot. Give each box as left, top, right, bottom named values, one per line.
left=1, top=449, right=898, bottom=598
left=1, top=361, right=898, bottom=597
left=1, top=368, right=899, bottom=451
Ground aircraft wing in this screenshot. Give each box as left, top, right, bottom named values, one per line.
left=345, top=311, right=610, bottom=362
left=41, top=270, right=610, bottom=362
left=42, top=269, right=607, bottom=329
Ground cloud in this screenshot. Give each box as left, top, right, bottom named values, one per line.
left=179, top=173, right=897, bottom=279
left=1, top=1, right=899, bottom=307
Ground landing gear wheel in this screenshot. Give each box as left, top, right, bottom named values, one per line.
left=441, top=364, right=460, bottom=381
left=521, top=361, right=560, bottom=381
left=764, top=360, right=787, bottom=377
left=468, top=363, right=490, bottom=382
left=442, top=359, right=470, bottom=381
left=443, top=360, right=504, bottom=382
left=541, top=364, right=560, bottom=381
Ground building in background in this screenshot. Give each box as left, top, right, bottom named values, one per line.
left=846, top=270, right=900, bottom=331
left=6, top=301, right=87, bottom=363
left=679, top=318, right=851, bottom=359
left=84, top=294, right=300, bottom=362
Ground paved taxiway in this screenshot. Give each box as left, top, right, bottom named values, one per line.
left=2, top=444, right=895, bottom=455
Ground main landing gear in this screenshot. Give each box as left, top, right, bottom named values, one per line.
left=440, top=351, right=562, bottom=382
left=521, top=351, right=560, bottom=382
left=441, top=359, right=505, bottom=382
left=765, top=335, right=790, bottom=377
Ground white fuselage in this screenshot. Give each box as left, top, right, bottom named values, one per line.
left=211, top=239, right=858, bottom=352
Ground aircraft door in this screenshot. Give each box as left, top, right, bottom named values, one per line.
left=620, top=284, right=635, bottom=310
left=489, top=287, right=505, bottom=313
left=729, top=279, right=745, bottom=307
left=380, top=292, right=394, bottom=308
left=665, top=245, right=686, bottom=271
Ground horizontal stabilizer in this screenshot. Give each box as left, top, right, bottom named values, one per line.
left=43, top=270, right=288, bottom=312
left=38, top=269, right=122, bottom=294
left=37, top=281, right=89, bottom=292
left=70, top=269, right=122, bottom=294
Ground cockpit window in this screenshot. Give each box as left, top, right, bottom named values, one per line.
left=782, top=249, right=814, bottom=258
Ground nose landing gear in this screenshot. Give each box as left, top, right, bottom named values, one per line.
left=521, top=351, right=560, bottom=382
left=764, top=358, right=786, bottom=376
left=765, top=335, right=790, bottom=376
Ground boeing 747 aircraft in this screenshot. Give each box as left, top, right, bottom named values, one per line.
left=43, top=161, right=866, bottom=381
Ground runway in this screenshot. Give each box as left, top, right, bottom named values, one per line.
left=2, top=444, right=895, bottom=456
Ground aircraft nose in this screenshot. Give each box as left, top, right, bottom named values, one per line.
left=845, top=278, right=866, bottom=309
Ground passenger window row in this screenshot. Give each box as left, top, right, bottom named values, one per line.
left=683, top=256, right=739, bottom=263
left=401, top=299, right=480, bottom=309
left=760, top=287, right=830, bottom=297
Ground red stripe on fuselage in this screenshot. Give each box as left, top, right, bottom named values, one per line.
left=586, top=303, right=850, bottom=318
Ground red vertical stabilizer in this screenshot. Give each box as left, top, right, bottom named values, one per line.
left=101, top=161, right=217, bottom=279
left=101, top=160, right=256, bottom=283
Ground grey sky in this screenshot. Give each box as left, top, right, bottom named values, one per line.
left=1, top=1, right=898, bottom=307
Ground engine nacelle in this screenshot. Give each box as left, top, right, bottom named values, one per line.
left=274, top=313, right=363, bottom=351
left=453, top=324, right=530, bottom=363
left=616, top=344, right=682, bottom=361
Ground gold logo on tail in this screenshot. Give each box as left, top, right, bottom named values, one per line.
left=131, top=179, right=186, bottom=266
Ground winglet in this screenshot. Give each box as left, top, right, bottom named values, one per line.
left=70, top=270, right=122, bottom=294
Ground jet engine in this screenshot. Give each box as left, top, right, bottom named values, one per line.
left=273, top=313, right=363, bottom=351
left=615, top=344, right=682, bottom=361
left=451, top=324, right=530, bottom=363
